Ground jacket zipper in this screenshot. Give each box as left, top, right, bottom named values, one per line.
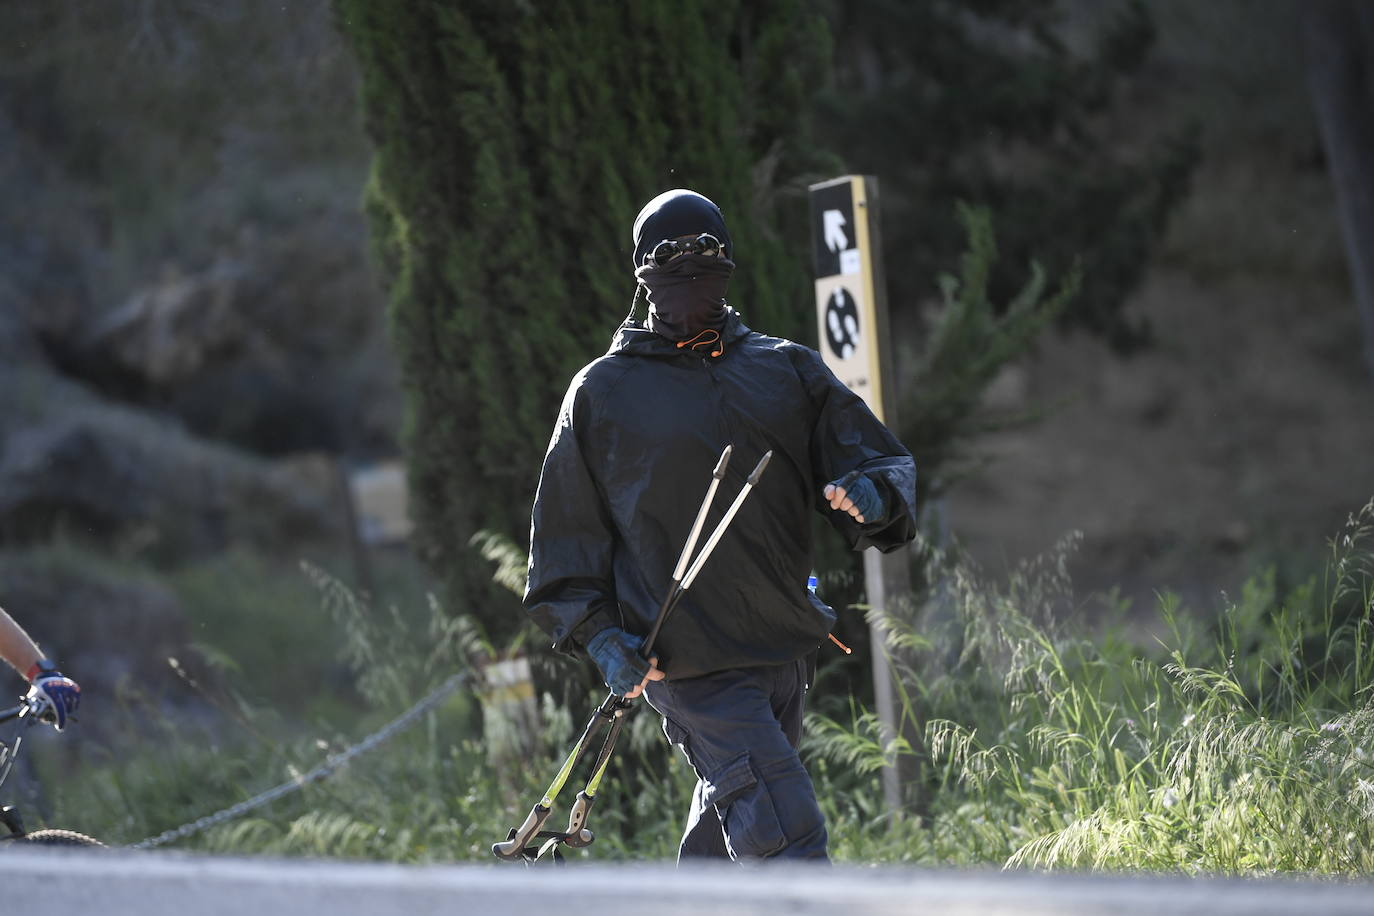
left=701, top=356, right=736, bottom=448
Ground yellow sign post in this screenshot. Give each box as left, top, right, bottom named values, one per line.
left=809, top=175, right=912, bottom=812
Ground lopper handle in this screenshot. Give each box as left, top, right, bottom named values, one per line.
left=492, top=802, right=552, bottom=860
left=671, top=445, right=732, bottom=585
left=639, top=588, right=680, bottom=663
left=680, top=450, right=773, bottom=591
left=712, top=445, right=733, bottom=479
left=560, top=791, right=597, bottom=848
left=747, top=450, right=772, bottom=485
left=649, top=450, right=775, bottom=650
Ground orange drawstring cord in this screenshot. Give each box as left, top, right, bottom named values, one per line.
left=676, top=328, right=724, bottom=358
left=828, top=633, right=852, bottom=655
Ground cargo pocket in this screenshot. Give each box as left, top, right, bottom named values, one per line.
left=701, top=752, right=786, bottom=859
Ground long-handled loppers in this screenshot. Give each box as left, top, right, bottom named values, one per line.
left=492, top=445, right=772, bottom=862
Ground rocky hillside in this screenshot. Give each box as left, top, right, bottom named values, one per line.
left=0, top=3, right=396, bottom=720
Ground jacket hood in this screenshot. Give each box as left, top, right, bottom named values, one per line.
left=608, top=307, right=752, bottom=358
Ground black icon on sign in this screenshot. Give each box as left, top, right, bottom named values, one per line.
left=825, top=287, right=860, bottom=360
left=810, top=182, right=854, bottom=279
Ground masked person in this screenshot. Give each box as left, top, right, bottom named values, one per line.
left=0, top=605, right=81, bottom=731
left=525, top=189, right=917, bottom=862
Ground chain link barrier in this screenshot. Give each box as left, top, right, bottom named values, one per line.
left=130, top=671, right=475, bottom=850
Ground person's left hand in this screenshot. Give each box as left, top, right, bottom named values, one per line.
left=27, top=671, right=81, bottom=731
left=824, top=470, right=886, bottom=524
left=586, top=627, right=665, bottom=698
left=623, top=656, right=663, bottom=700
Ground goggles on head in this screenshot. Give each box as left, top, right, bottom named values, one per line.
left=643, top=233, right=725, bottom=268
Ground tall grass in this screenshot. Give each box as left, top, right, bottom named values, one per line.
left=32, top=501, right=1374, bottom=872
left=38, top=559, right=690, bottom=861
left=811, top=499, right=1374, bottom=873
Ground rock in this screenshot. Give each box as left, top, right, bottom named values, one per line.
left=80, top=259, right=249, bottom=386
left=47, top=223, right=400, bottom=458
left=0, top=295, right=40, bottom=364
left=0, top=368, right=341, bottom=560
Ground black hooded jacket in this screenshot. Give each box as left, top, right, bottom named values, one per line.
left=524, top=309, right=917, bottom=680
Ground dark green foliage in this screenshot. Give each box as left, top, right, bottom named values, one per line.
left=810, top=204, right=1079, bottom=706
left=336, top=1, right=834, bottom=642
left=905, top=204, right=1080, bottom=501
left=819, top=0, right=1198, bottom=352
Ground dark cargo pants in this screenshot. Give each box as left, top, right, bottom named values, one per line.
left=643, top=658, right=829, bottom=862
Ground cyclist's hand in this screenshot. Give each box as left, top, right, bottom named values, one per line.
left=27, top=672, right=81, bottom=731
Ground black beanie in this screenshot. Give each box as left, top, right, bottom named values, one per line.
left=631, top=189, right=733, bottom=268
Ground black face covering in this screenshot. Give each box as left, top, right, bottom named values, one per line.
left=635, top=253, right=735, bottom=341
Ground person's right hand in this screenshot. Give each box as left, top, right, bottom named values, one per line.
left=585, top=627, right=665, bottom=697
left=824, top=470, right=886, bottom=525
left=27, top=671, right=81, bottom=731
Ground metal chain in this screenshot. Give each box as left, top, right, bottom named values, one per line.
left=130, top=671, right=474, bottom=850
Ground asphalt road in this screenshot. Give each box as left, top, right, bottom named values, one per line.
left=3, top=848, right=1371, bottom=915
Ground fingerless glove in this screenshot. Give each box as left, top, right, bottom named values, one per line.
left=586, top=627, right=651, bottom=696
left=831, top=470, right=887, bottom=523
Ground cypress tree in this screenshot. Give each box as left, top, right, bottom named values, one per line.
left=336, top=1, right=831, bottom=644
